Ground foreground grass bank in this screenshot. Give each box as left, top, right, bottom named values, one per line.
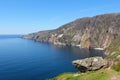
left=51, top=68, right=120, bottom=80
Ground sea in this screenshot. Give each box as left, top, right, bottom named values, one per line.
left=0, top=35, right=104, bottom=80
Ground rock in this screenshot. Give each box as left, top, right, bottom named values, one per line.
left=72, top=57, right=107, bottom=72
left=117, top=55, right=120, bottom=58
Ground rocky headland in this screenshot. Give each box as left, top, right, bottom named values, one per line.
left=23, top=13, right=120, bottom=61
left=23, top=13, right=120, bottom=80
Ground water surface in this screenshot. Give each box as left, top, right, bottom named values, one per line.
left=0, top=36, right=104, bottom=80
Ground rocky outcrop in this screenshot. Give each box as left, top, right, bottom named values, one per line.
left=72, top=57, right=107, bottom=72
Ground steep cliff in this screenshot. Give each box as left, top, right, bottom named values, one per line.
left=23, top=13, right=120, bottom=60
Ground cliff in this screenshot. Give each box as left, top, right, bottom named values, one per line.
left=23, top=13, right=120, bottom=60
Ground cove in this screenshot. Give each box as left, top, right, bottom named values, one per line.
left=0, top=37, right=104, bottom=80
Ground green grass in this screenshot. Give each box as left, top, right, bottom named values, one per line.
left=51, top=72, right=74, bottom=80
left=51, top=69, right=113, bottom=80
left=112, top=64, right=120, bottom=72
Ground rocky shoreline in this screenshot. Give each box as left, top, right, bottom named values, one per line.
left=23, top=13, right=120, bottom=80
left=23, top=13, right=120, bottom=66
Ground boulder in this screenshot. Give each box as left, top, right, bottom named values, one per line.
left=72, top=57, right=107, bottom=72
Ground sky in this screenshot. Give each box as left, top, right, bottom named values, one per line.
left=0, top=0, right=120, bottom=34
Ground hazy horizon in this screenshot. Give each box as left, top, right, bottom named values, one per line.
left=0, top=0, right=120, bottom=34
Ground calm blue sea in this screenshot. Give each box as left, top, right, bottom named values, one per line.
left=0, top=35, right=104, bottom=80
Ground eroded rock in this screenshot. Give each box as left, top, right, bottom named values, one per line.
left=72, top=57, right=107, bottom=72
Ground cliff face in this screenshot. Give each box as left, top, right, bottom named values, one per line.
left=23, top=13, right=120, bottom=58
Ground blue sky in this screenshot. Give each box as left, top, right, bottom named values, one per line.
left=0, top=0, right=120, bottom=34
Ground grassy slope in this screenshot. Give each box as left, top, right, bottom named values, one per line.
left=51, top=69, right=120, bottom=80
left=107, top=37, right=120, bottom=61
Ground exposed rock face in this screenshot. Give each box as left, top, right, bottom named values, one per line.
left=72, top=57, right=107, bottom=72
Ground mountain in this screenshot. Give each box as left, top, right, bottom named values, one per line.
left=23, top=13, right=120, bottom=61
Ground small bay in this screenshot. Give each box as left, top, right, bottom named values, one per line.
left=0, top=36, right=104, bottom=80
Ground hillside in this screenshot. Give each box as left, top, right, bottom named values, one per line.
left=23, top=13, right=120, bottom=61
left=51, top=69, right=120, bottom=80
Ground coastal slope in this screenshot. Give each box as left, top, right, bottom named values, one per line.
left=23, top=13, right=120, bottom=80
left=23, top=13, right=120, bottom=59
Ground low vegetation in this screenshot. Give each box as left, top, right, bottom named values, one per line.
left=51, top=69, right=120, bottom=80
